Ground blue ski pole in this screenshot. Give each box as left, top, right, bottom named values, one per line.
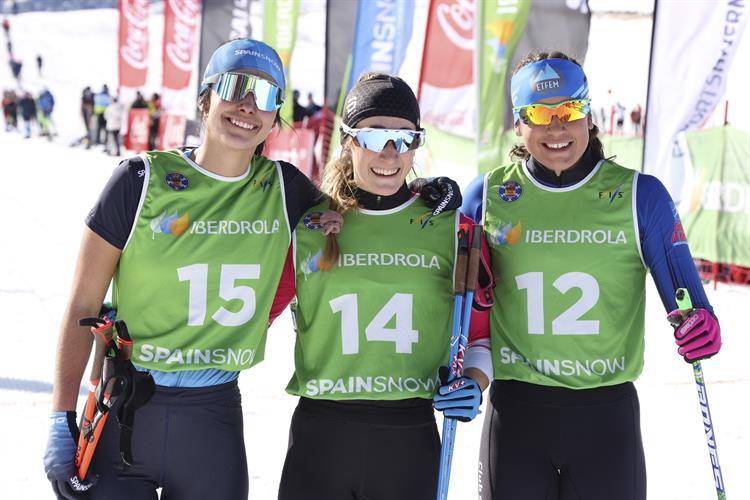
left=670, top=288, right=727, bottom=500
left=436, top=224, right=482, bottom=500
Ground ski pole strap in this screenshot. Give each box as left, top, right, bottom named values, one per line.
left=465, top=225, right=483, bottom=294
left=454, top=224, right=470, bottom=295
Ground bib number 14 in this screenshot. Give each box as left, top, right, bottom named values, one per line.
left=515, top=271, right=599, bottom=335
left=329, top=293, right=419, bottom=355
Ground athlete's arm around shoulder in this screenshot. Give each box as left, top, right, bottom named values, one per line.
left=277, top=160, right=324, bottom=228
left=636, top=172, right=714, bottom=314
left=460, top=173, right=488, bottom=224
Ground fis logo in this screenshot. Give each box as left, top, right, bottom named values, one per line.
left=409, top=210, right=435, bottom=229
left=150, top=210, right=189, bottom=237
left=598, top=184, right=623, bottom=203
left=252, top=173, right=273, bottom=192
left=493, top=221, right=522, bottom=246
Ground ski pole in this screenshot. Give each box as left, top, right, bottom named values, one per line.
left=436, top=224, right=483, bottom=500
left=75, top=314, right=114, bottom=474
left=670, top=288, right=727, bottom=500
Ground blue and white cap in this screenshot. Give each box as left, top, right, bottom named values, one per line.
left=510, top=58, right=589, bottom=122
left=200, top=39, right=286, bottom=99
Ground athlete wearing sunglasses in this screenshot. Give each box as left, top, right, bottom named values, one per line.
left=462, top=52, right=720, bottom=500
left=278, top=73, right=492, bottom=500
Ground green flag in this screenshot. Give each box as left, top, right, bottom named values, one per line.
left=263, top=0, right=300, bottom=123
left=477, top=0, right=530, bottom=171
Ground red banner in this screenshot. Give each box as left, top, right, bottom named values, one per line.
left=264, top=128, right=317, bottom=179
left=163, top=0, right=201, bottom=91
left=158, top=113, right=187, bottom=150
left=118, top=0, right=150, bottom=89
left=124, top=108, right=151, bottom=152
left=418, top=0, right=476, bottom=137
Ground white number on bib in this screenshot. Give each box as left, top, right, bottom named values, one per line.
left=329, top=293, right=419, bottom=355
left=515, top=271, right=600, bottom=335
left=177, top=264, right=260, bottom=327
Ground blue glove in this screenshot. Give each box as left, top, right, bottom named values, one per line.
left=43, top=411, right=97, bottom=500
left=409, top=177, right=462, bottom=216
left=433, top=366, right=482, bottom=422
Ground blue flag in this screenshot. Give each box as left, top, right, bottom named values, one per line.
left=346, top=0, right=415, bottom=92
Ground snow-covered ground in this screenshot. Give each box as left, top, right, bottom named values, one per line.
left=1, top=5, right=749, bottom=500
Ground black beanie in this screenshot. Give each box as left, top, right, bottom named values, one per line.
left=342, top=74, right=421, bottom=129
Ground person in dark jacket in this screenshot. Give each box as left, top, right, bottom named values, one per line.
left=18, top=91, right=36, bottom=138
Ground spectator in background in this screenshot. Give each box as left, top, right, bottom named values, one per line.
left=37, top=87, right=55, bottom=139
left=306, top=92, right=321, bottom=117
left=631, top=104, right=642, bottom=135
left=18, top=91, right=36, bottom=138
left=147, top=92, right=161, bottom=149
left=104, top=95, right=124, bottom=156
left=93, top=84, right=110, bottom=145
left=10, top=57, right=22, bottom=83
left=292, top=89, right=307, bottom=122
left=36, top=54, right=43, bottom=76
left=81, top=86, right=94, bottom=145
left=615, top=102, right=626, bottom=134
left=2, top=89, right=17, bottom=131
left=2, top=17, right=9, bottom=38
left=131, top=91, right=148, bottom=109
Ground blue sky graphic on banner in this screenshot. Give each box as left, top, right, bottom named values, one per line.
left=346, top=0, right=415, bottom=92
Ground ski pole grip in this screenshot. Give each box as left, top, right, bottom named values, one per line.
left=675, top=288, right=694, bottom=318
left=454, top=225, right=470, bottom=295
left=465, top=225, right=482, bottom=293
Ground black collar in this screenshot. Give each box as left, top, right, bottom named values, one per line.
left=528, top=146, right=598, bottom=188
left=355, top=183, right=413, bottom=210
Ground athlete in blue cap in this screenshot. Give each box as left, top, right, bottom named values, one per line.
left=461, top=52, right=721, bottom=499
left=42, top=39, right=334, bottom=500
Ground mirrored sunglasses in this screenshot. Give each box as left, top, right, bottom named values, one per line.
left=340, top=123, right=425, bottom=154
left=208, top=73, right=284, bottom=112
left=514, top=99, right=591, bottom=126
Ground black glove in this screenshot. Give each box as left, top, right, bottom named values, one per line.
left=409, top=176, right=462, bottom=216
left=43, top=411, right=98, bottom=499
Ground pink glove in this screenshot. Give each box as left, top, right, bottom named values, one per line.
left=667, top=308, right=721, bottom=363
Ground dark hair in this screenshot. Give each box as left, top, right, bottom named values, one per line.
left=509, top=51, right=605, bottom=163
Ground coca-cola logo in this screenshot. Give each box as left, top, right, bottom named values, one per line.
left=121, top=0, right=149, bottom=70
left=166, top=0, right=200, bottom=72
left=436, top=0, right=475, bottom=51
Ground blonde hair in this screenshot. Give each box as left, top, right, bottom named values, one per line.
left=316, top=137, right=359, bottom=271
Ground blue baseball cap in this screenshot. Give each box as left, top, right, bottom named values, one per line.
left=510, top=58, right=589, bottom=122
left=200, top=39, right=286, bottom=100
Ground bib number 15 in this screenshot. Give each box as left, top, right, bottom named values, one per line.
left=515, top=271, right=600, bottom=335
left=329, top=293, right=419, bottom=355
left=177, top=264, right=260, bottom=327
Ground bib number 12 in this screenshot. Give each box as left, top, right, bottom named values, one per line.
left=515, top=271, right=599, bottom=335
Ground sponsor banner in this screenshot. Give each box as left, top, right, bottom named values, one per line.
left=477, top=0, right=529, bottom=170
left=681, top=126, right=750, bottom=267
left=264, top=127, right=316, bottom=178
left=118, top=0, right=149, bottom=91
left=263, top=0, right=299, bottom=123
left=162, top=0, right=202, bottom=114
left=157, top=112, right=187, bottom=150
left=124, top=108, right=151, bottom=152
left=418, top=0, right=476, bottom=139
left=347, top=0, right=415, bottom=92
left=644, top=1, right=748, bottom=201
left=197, top=0, right=253, bottom=95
